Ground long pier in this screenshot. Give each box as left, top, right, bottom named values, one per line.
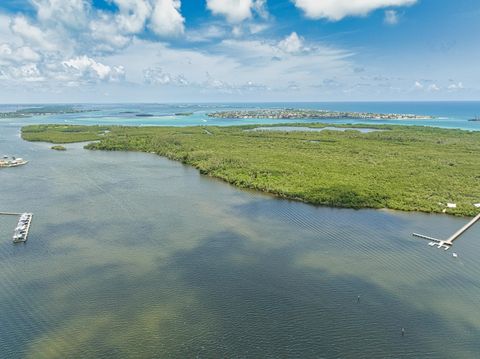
left=413, top=212, right=480, bottom=250
left=445, top=212, right=480, bottom=245
left=0, top=212, right=22, bottom=216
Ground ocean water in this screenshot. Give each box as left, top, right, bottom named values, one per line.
left=1, top=101, right=480, bottom=130
left=1, top=103, right=480, bottom=358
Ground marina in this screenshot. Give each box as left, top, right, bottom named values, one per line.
left=0, top=212, right=33, bottom=243
left=12, top=213, right=33, bottom=243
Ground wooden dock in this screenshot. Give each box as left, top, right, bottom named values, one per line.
left=0, top=212, right=22, bottom=216
left=412, top=233, right=442, bottom=243
left=413, top=212, right=480, bottom=249
left=445, top=212, right=480, bottom=245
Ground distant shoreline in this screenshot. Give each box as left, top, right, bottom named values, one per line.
left=0, top=105, right=95, bottom=119
left=208, top=109, right=434, bottom=121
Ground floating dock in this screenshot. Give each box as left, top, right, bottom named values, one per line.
left=413, top=212, right=480, bottom=250
left=1, top=212, right=33, bottom=243
left=12, top=213, right=33, bottom=243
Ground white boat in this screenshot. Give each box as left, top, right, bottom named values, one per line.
left=452, top=253, right=458, bottom=258
left=20, top=213, right=31, bottom=220
left=0, top=158, right=29, bottom=168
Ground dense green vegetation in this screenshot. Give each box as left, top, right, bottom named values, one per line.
left=51, top=145, right=67, bottom=151
left=22, top=125, right=110, bottom=143
left=0, top=106, right=93, bottom=118
left=22, top=123, right=480, bottom=216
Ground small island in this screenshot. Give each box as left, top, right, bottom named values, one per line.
left=51, top=145, right=67, bottom=151
left=208, top=109, right=434, bottom=120
left=0, top=105, right=95, bottom=119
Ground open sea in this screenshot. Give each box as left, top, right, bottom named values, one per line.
left=1, top=102, right=479, bottom=358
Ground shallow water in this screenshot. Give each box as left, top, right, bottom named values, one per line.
left=1, top=102, right=480, bottom=131
left=1, top=109, right=480, bottom=358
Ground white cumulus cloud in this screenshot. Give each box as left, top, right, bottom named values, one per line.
left=112, top=0, right=152, bottom=34
left=10, top=16, right=57, bottom=51
left=0, top=44, right=41, bottom=63
left=143, top=66, right=188, bottom=85
left=414, top=81, right=423, bottom=89
left=292, top=0, right=417, bottom=21
left=448, top=82, right=463, bottom=90
left=63, top=55, right=125, bottom=81
left=206, top=0, right=267, bottom=23
left=10, top=63, right=45, bottom=82
left=278, top=32, right=304, bottom=54
left=150, top=0, right=185, bottom=36
left=32, top=0, right=89, bottom=29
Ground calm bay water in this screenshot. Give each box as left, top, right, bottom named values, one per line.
left=1, top=103, right=480, bottom=358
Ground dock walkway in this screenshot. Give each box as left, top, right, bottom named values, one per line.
left=445, top=213, right=480, bottom=245
left=413, top=212, right=480, bottom=249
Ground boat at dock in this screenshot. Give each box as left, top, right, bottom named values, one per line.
left=12, top=213, right=33, bottom=243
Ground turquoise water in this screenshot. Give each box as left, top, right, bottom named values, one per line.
left=1, top=102, right=480, bottom=130
left=1, top=103, right=480, bottom=358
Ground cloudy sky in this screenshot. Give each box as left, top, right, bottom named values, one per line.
left=0, top=0, right=479, bottom=103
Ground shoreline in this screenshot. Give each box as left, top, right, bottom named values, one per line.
left=21, top=123, right=480, bottom=217
left=208, top=109, right=435, bottom=121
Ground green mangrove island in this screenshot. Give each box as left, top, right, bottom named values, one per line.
left=208, top=109, right=434, bottom=120
left=22, top=123, right=480, bottom=216
left=0, top=105, right=93, bottom=119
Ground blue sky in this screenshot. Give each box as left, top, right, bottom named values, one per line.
left=0, top=0, right=478, bottom=103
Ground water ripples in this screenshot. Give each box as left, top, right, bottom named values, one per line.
left=1, top=123, right=480, bottom=358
